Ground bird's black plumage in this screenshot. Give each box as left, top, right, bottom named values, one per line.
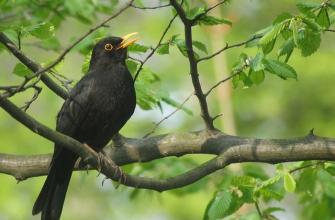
left=32, top=36, right=136, bottom=220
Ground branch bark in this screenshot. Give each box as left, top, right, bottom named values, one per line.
left=170, top=0, right=215, bottom=130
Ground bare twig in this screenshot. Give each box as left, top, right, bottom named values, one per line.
left=205, top=72, right=240, bottom=97
left=325, top=29, right=335, bottom=32
left=21, top=86, right=42, bottom=111
left=143, top=92, right=194, bottom=138
left=133, top=12, right=178, bottom=81
left=198, top=35, right=261, bottom=62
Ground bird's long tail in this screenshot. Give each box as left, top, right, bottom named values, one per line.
left=32, top=148, right=78, bottom=220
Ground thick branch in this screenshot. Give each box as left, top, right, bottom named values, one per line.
left=1, top=129, right=335, bottom=191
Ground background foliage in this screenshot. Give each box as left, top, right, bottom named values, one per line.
left=1, top=0, right=335, bottom=219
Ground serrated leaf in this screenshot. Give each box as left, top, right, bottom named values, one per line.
left=261, top=38, right=276, bottom=54
left=240, top=72, right=253, bottom=87
left=198, top=15, right=232, bottom=26
left=193, top=41, right=208, bottom=54
left=298, top=29, right=321, bottom=57
left=296, top=2, right=319, bottom=17
left=250, top=52, right=264, bottom=72
left=29, top=22, right=55, bottom=39
left=284, top=173, right=296, bottom=192
left=12, top=63, right=33, bottom=77
left=249, top=70, right=265, bottom=85
left=263, top=59, right=297, bottom=79
left=290, top=19, right=299, bottom=46
left=81, top=53, right=91, bottom=74
left=278, top=38, right=295, bottom=62
left=259, top=23, right=283, bottom=46
left=258, top=188, right=284, bottom=201
left=316, top=7, right=331, bottom=28
left=186, top=6, right=206, bottom=20
left=302, top=17, right=322, bottom=31
left=126, top=59, right=138, bottom=75
left=273, top=13, right=292, bottom=24
left=231, top=176, right=256, bottom=187
left=156, top=44, right=169, bottom=55
left=204, top=190, right=232, bottom=220
left=128, top=43, right=149, bottom=53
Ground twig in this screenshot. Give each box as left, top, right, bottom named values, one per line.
left=198, top=35, right=261, bottom=62
left=134, top=12, right=178, bottom=81
left=289, top=161, right=324, bottom=174
left=21, top=86, right=42, bottom=111
left=0, top=32, right=68, bottom=99
left=204, top=72, right=240, bottom=97
left=143, top=92, right=194, bottom=138
left=131, top=3, right=170, bottom=10
left=170, top=0, right=214, bottom=130
left=191, top=0, right=229, bottom=25
left=31, top=0, right=135, bottom=78
left=325, top=29, right=335, bottom=32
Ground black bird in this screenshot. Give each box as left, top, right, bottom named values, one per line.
left=32, top=33, right=138, bottom=220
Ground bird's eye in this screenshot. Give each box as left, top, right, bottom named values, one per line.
left=104, top=43, right=113, bottom=51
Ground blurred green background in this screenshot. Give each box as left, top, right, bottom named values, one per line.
left=1, top=0, right=335, bottom=219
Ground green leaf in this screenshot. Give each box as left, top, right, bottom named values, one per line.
left=156, top=44, right=169, bottom=55
left=284, top=173, right=296, bottom=192
left=198, top=15, right=232, bottom=26
left=193, top=41, right=208, bottom=54
left=290, top=19, right=299, bottom=46
left=29, top=22, right=55, bottom=39
left=250, top=52, right=264, bottom=72
left=81, top=53, right=91, bottom=74
left=316, top=7, right=331, bottom=28
left=204, top=190, right=233, bottom=220
left=186, top=7, right=206, bottom=20
left=261, top=38, right=276, bottom=54
left=12, top=63, right=33, bottom=77
left=298, top=29, right=321, bottom=57
left=240, top=72, right=253, bottom=87
left=296, top=2, right=319, bottom=17
left=128, top=43, right=149, bottom=53
left=302, top=17, right=322, bottom=31
left=126, top=59, right=139, bottom=75
left=259, top=23, right=283, bottom=46
left=249, top=70, right=265, bottom=85
left=278, top=38, right=295, bottom=62
left=263, top=59, right=297, bottom=79
left=273, top=12, right=292, bottom=24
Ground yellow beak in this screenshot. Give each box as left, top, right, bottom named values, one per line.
left=117, top=32, right=139, bottom=49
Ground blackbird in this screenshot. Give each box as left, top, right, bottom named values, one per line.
left=32, top=33, right=138, bottom=220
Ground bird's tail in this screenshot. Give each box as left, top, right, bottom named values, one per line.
left=32, top=148, right=77, bottom=220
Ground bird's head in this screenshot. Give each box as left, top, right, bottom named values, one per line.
left=89, top=33, right=138, bottom=69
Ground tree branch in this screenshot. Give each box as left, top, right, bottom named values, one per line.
left=134, top=12, right=178, bottom=81
left=197, top=35, right=261, bottom=63
left=170, top=0, right=214, bottom=130
left=1, top=125, right=335, bottom=191
left=32, top=0, right=134, bottom=77
left=0, top=32, right=68, bottom=99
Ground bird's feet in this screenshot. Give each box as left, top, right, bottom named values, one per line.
left=97, top=151, right=126, bottom=186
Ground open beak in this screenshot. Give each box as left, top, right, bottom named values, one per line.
left=117, top=32, right=139, bottom=49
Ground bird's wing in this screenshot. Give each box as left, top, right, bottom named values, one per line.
left=56, top=76, right=95, bottom=137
